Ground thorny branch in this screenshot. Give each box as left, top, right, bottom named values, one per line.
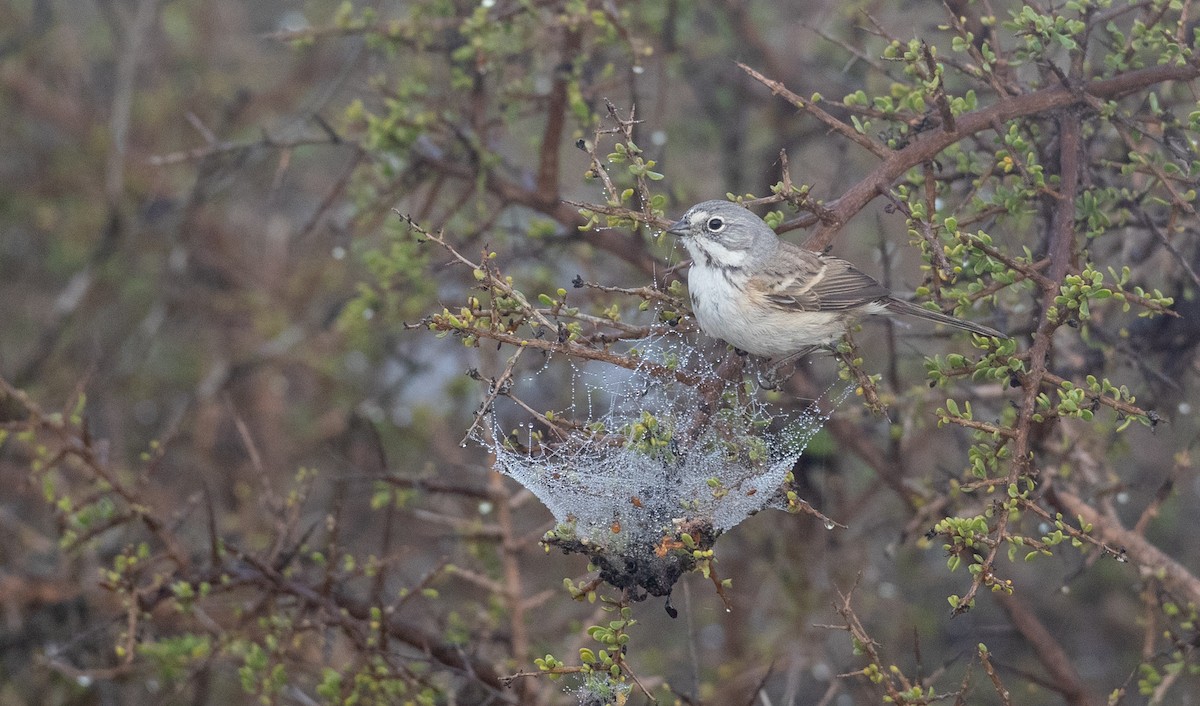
left=10, top=1, right=1200, bottom=702
left=401, top=211, right=705, bottom=388
left=1051, top=487, right=1200, bottom=608
left=701, top=5, right=1200, bottom=699
left=0, top=374, right=518, bottom=700
left=740, top=61, right=1200, bottom=248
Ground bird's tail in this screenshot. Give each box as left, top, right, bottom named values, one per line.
left=883, top=298, right=1006, bottom=339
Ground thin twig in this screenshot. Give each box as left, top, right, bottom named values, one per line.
left=738, top=63, right=892, bottom=159
left=768, top=62, right=1200, bottom=248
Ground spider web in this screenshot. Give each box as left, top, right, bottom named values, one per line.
left=476, top=331, right=849, bottom=598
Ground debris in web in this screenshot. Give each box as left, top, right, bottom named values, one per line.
left=474, top=331, right=850, bottom=603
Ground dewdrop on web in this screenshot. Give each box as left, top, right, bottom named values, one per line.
left=472, top=331, right=850, bottom=607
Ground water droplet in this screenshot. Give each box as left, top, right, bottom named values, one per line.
left=277, top=10, right=309, bottom=33
left=632, top=65, right=645, bottom=75
left=823, top=519, right=835, bottom=530
left=1116, top=491, right=1130, bottom=504
left=811, top=662, right=832, bottom=681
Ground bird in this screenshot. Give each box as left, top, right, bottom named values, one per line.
left=665, top=200, right=1005, bottom=359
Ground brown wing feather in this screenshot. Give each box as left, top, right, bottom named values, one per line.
left=754, top=244, right=889, bottom=312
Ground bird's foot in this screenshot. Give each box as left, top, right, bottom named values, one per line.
left=755, top=347, right=821, bottom=389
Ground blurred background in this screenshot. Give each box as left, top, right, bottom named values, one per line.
left=3, top=0, right=1200, bottom=704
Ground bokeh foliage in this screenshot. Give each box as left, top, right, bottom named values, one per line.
left=3, top=0, right=1200, bottom=704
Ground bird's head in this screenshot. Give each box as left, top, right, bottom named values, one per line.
left=666, top=200, right=776, bottom=269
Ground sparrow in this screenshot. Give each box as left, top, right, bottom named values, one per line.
left=666, top=200, right=1005, bottom=359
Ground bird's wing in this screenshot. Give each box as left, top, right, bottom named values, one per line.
left=752, top=245, right=890, bottom=312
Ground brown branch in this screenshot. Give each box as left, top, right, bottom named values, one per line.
left=411, top=138, right=660, bottom=273
left=1143, top=213, right=1200, bottom=289
left=404, top=214, right=558, bottom=329
left=106, top=0, right=158, bottom=204
left=738, top=62, right=893, bottom=159
left=959, top=257, right=1052, bottom=306
left=1110, top=117, right=1196, bottom=214
left=976, top=645, right=1012, bottom=706
left=923, top=43, right=956, bottom=133
left=13, top=206, right=124, bottom=387
left=1018, top=496, right=1122, bottom=560
left=489, top=459, right=535, bottom=701
left=567, top=199, right=672, bottom=230
left=223, top=553, right=513, bottom=696
left=0, top=377, right=192, bottom=569
left=147, top=134, right=346, bottom=166
left=959, top=232, right=1055, bottom=289
left=571, top=277, right=683, bottom=307
left=785, top=371, right=923, bottom=510
left=1016, top=111, right=1082, bottom=479
left=535, top=29, right=580, bottom=198
left=261, top=19, right=455, bottom=44
left=425, top=321, right=703, bottom=388
left=882, top=185, right=953, bottom=285
left=1050, top=487, right=1200, bottom=607
left=835, top=333, right=886, bottom=414
left=956, top=109, right=1084, bottom=616
left=1038, top=371, right=1153, bottom=420
left=462, top=348, right=526, bottom=444
left=404, top=212, right=702, bottom=388
left=381, top=475, right=496, bottom=500
left=296, top=150, right=365, bottom=240
left=827, top=582, right=905, bottom=703
left=994, top=593, right=1099, bottom=706
left=1133, top=452, right=1189, bottom=535
left=803, top=22, right=890, bottom=76
left=939, top=415, right=1018, bottom=438
left=765, top=61, right=1200, bottom=248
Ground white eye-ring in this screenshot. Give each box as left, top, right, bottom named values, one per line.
left=706, top=217, right=725, bottom=232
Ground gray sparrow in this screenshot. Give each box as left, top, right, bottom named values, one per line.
left=666, top=200, right=1005, bottom=359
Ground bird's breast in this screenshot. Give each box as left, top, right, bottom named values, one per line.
left=685, top=261, right=848, bottom=358
left=686, top=263, right=767, bottom=351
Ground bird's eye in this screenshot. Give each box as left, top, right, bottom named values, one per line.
left=706, top=217, right=725, bottom=232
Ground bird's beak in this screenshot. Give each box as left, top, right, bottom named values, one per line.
left=665, top=218, right=689, bottom=237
